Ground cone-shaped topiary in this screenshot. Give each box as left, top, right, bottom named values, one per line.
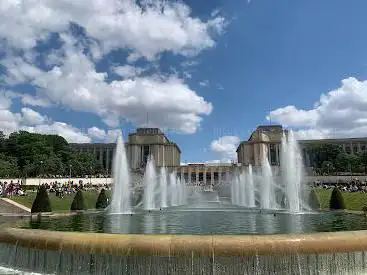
left=31, top=185, right=52, bottom=213
left=329, top=187, right=345, bottom=210
left=70, top=190, right=86, bottom=211
left=95, top=189, right=109, bottom=209
left=308, top=189, right=320, bottom=210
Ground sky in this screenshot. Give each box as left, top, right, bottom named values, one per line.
left=1, top=0, right=367, bottom=163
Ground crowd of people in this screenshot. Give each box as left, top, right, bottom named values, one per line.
left=0, top=179, right=110, bottom=198
left=43, top=180, right=110, bottom=198
left=0, top=180, right=25, bottom=197
left=312, top=179, right=367, bottom=193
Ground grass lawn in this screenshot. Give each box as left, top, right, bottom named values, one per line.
left=314, top=189, right=367, bottom=211
left=10, top=190, right=111, bottom=212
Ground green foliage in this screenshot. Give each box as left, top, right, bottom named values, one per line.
left=70, top=190, right=86, bottom=211
left=31, top=185, right=52, bottom=213
left=0, top=130, right=101, bottom=177
left=307, top=144, right=342, bottom=169
left=329, top=187, right=346, bottom=210
left=308, top=189, right=320, bottom=210
left=362, top=205, right=367, bottom=213
left=95, top=189, right=109, bottom=209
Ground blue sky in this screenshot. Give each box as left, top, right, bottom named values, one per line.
left=1, top=0, right=367, bottom=163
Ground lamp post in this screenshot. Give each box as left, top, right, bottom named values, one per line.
left=89, top=166, right=92, bottom=185
left=39, top=160, right=43, bottom=185
left=69, top=164, right=72, bottom=180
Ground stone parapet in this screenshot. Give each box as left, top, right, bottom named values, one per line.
left=1, top=228, right=367, bottom=257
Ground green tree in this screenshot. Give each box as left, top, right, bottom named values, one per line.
left=70, top=190, right=86, bottom=211
left=0, top=130, right=101, bottom=177
left=95, top=189, right=109, bottom=209
left=31, top=185, right=52, bottom=213
left=329, top=187, right=345, bottom=210
left=308, top=189, right=320, bottom=210
left=321, top=161, right=334, bottom=175
left=307, top=143, right=342, bottom=169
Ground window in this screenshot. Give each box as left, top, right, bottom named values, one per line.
left=142, top=145, right=150, bottom=167
left=198, top=172, right=203, bottom=182
left=269, top=144, right=277, bottom=165
left=191, top=173, right=196, bottom=182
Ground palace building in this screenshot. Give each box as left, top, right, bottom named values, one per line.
left=71, top=125, right=367, bottom=181
left=236, top=125, right=367, bottom=168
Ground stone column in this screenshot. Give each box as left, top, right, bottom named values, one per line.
left=106, top=149, right=110, bottom=172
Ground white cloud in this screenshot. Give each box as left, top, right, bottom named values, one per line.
left=0, top=0, right=226, bottom=60
left=87, top=127, right=122, bottom=143
left=268, top=77, right=367, bottom=139
left=104, top=129, right=123, bottom=143
left=3, top=38, right=213, bottom=134
left=21, top=107, right=47, bottom=125
left=113, top=65, right=144, bottom=78
left=0, top=0, right=226, bottom=136
left=210, top=136, right=240, bottom=162
left=87, top=126, right=106, bottom=140
left=199, top=80, right=209, bottom=87
left=0, top=90, right=90, bottom=143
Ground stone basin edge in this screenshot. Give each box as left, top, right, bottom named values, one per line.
left=1, top=227, right=367, bottom=257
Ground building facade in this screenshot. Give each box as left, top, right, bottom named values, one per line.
left=127, top=128, right=181, bottom=170
left=237, top=125, right=367, bottom=168
left=174, top=163, right=238, bottom=185
left=70, top=128, right=181, bottom=172
left=237, top=125, right=285, bottom=166
left=70, top=143, right=115, bottom=173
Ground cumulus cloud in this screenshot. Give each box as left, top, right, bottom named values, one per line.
left=0, top=0, right=226, bottom=139
left=210, top=136, right=240, bottom=162
left=87, top=127, right=122, bottom=143
left=267, top=77, right=367, bottom=139
left=2, top=37, right=213, bottom=134
left=0, top=90, right=91, bottom=143
left=0, top=0, right=226, bottom=60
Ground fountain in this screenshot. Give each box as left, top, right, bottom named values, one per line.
left=110, top=134, right=131, bottom=214
left=159, top=167, right=168, bottom=208
left=260, top=156, right=277, bottom=209
left=281, top=130, right=303, bottom=212
left=144, top=156, right=158, bottom=210
left=246, top=164, right=256, bottom=207
left=3, top=129, right=367, bottom=274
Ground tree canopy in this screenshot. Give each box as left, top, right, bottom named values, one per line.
left=0, top=130, right=102, bottom=177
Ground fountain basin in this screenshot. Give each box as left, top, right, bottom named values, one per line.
left=1, top=227, right=367, bottom=274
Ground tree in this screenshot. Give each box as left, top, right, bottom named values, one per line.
left=0, top=130, right=101, bottom=177
left=31, top=185, right=52, bottom=213
left=70, top=190, right=86, bottom=211
left=329, top=187, right=345, bottom=210
left=95, top=189, right=109, bottom=209
left=307, top=143, right=342, bottom=169
left=321, top=161, right=334, bottom=175
left=308, top=189, right=320, bottom=210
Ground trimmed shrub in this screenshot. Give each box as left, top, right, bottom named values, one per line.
left=95, top=189, right=109, bottom=209
left=362, top=206, right=367, bottom=215
left=308, top=189, right=320, bottom=210
left=31, top=185, right=52, bottom=213
left=329, top=187, right=345, bottom=210
left=70, top=190, right=86, bottom=211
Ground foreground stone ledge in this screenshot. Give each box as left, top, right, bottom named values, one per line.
left=1, top=228, right=367, bottom=257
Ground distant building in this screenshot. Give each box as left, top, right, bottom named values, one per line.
left=237, top=125, right=286, bottom=166
left=70, top=143, right=116, bottom=173
left=237, top=125, right=367, bottom=168
left=127, top=128, right=181, bottom=170
left=70, top=128, right=181, bottom=172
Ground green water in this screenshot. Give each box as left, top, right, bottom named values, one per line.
left=21, top=204, right=367, bottom=235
